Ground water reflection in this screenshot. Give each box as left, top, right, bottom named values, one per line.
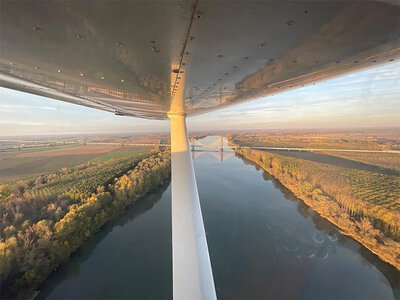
left=38, top=183, right=171, bottom=299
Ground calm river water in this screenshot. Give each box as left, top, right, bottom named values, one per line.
left=38, top=137, right=399, bottom=299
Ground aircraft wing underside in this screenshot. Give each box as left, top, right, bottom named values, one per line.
left=1, top=0, right=399, bottom=119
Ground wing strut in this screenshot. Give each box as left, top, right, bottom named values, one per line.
left=169, top=113, right=217, bottom=300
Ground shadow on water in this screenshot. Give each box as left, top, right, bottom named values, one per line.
left=37, top=182, right=170, bottom=299
left=237, top=153, right=399, bottom=297
left=264, top=149, right=400, bottom=176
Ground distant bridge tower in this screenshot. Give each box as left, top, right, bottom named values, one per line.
left=220, top=136, right=224, bottom=152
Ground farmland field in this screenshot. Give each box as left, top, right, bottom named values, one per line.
left=0, top=144, right=79, bottom=160
left=322, top=151, right=400, bottom=173
left=260, top=149, right=400, bottom=176
left=1, top=144, right=79, bottom=154
left=0, top=145, right=151, bottom=183
left=232, top=135, right=384, bottom=150
left=89, top=147, right=152, bottom=162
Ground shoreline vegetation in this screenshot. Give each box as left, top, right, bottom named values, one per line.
left=234, top=146, right=400, bottom=270
left=0, top=149, right=171, bottom=299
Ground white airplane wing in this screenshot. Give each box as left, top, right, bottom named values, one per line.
left=1, top=1, right=399, bottom=118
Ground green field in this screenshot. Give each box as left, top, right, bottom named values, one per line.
left=1, top=144, right=79, bottom=155
left=0, top=145, right=151, bottom=183
left=0, top=154, right=99, bottom=183
left=89, top=149, right=151, bottom=162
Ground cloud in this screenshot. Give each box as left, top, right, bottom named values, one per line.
left=0, top=120, right=47, bottom=126
left=329, top=63, right=400, bottom=87
left=329, top=78, right=374, bottom=87
left=39, top=106, right=57, bottom=110
left=0, top=104, right=23, bottom=112
left=0, top=104, right=57, bottom=111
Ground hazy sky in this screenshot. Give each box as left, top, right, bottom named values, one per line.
left=1, top=62, right=399, bottom=136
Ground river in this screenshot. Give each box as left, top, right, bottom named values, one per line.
left=38, top=136, right=399, bottom=299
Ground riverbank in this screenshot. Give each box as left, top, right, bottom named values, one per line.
left=0, top=150, right=171, bottom=299
left=235, top=147, right=400, bottom=270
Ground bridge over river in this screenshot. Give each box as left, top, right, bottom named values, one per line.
left=188, top=137, right=400, bottom=154
left=17, top=138, right=396, bottom=155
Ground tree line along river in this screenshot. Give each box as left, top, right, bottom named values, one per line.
left=38, top=137, right=399, bottom=299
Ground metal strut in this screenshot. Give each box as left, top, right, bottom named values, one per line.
left=169, top=113, right=217, bottom=300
